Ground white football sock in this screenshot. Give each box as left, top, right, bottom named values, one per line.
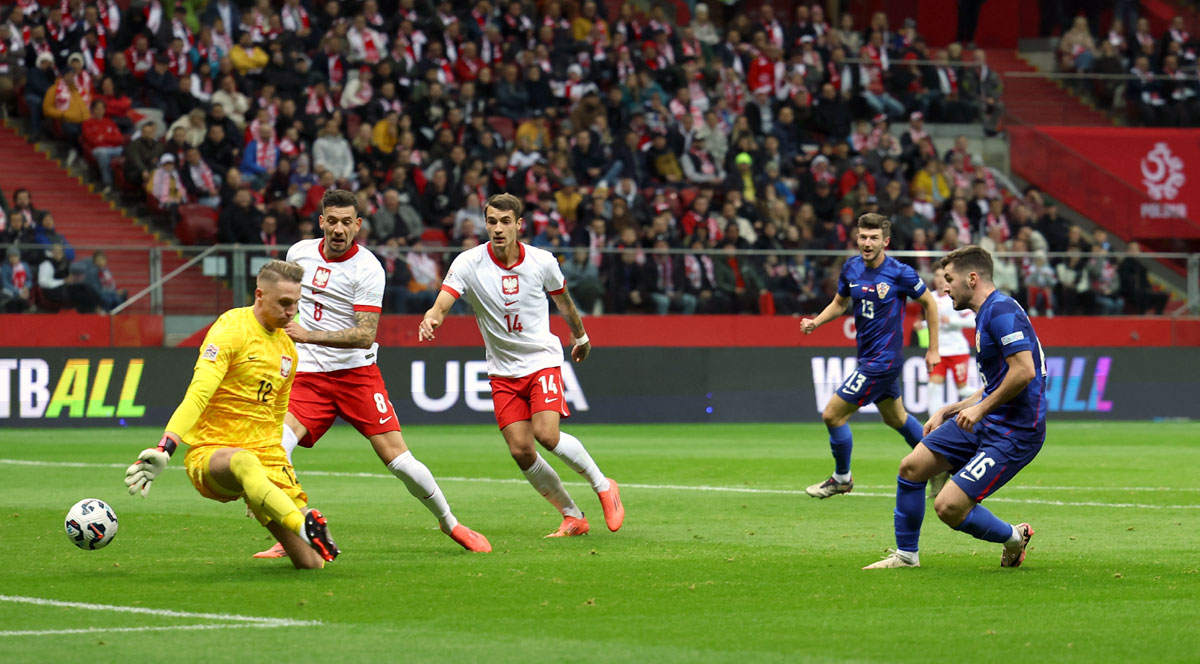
left=897, top=549, right=919, bottom=564
left=387, top=451, right=458, bottom=533
left=958, top=385, right=976, bottom=400
left=927, top=382, right=944, bottom=417
left=832, top=472, right=852, bottom=484
left=281, top=425, right=300, bottom=465
left=522, top=454, right=583, bottom=519
left=549, top=432, right=610, bottom=492
left=1004, top=524, right=1023, bottom=548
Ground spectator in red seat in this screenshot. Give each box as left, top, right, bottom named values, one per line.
left=124, top=125, right=163, bottom=198
left=125, top=33, right=155, bottom=80
left=1118, top=242, right=1170, bottom=315
left=299, top=168, right=335, bottom=220
left=1087, top=244, right=1124, bottom=314
left=181, top=146, right=221, bottom=208
left=211, top=75, right=249, bottom=128
left=82, top=99, right=125, bottom=193
left=82, top=250, right=126, bottom=312
left=148, top=152, right=186, bottom=215
left=312, top=118, right=354, bottom=185
left=43, top=68, right=89, bottom=147
left=33, top=214, right=73, bottom=260
left=218, top=188, right=263, bottom=245
left=1, top=246, right=34, bottom=313
left=8, top=188, right=46, bottom=229
left=37, top=242, right=71, bottom=309
left=239, top=123, right=279, bottom=189
left=1023, top=252, right=1058, bottom=317
left=94, top=76, right=134, bottom=133
left=1059, top=16, right=1096, bottom=73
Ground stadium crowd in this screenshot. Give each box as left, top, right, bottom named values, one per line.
left=0, top=0, right=1173, bottom=316
left=1050, top=7, right=1200, bottom=126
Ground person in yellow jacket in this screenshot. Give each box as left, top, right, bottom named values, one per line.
left=230, top=31, right=269, bottom=75
left=43, top=72, right=89, bottom=146
left=910, top=157, right=952, bottom=205
left=123, top=260, right=340, bottom=569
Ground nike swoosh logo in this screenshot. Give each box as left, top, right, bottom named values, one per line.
left=378, top=416, right=394, bottom=424
left=848, top=283, right=859, bottom=288
left=505, top=300, right=518, bottom=306
left=544, top=398, right=559, bottom=403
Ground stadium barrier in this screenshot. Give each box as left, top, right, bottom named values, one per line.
left=1, top=346, right=1195, bottom=427
left=2, top=244, right=1197, bottom=318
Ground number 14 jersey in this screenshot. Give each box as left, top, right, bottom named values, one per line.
left=441, top=242, right=566, bottom=378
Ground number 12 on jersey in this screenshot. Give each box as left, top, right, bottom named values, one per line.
left=504, top=313, right=523, bottom=333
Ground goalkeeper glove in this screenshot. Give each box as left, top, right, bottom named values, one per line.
left=125, top=435, right=177, bottom=498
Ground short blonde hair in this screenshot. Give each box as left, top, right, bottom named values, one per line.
left=257, top=260, right=305, bottom=287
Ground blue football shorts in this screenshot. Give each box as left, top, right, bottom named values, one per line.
left=921, top=419, right=1044, bottom=501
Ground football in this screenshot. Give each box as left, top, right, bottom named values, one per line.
left=65, top=498, right=119, bottom=550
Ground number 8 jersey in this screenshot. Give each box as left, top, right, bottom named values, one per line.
left=441, top=242, right=566, bottom=378
left=837, top=255, right=927, bottom=375
left=287, top=239, right=385, bottom=372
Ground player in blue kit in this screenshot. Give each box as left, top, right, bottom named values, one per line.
left=865, top=246, right=1043, bottom=569
left=801, top=214, right=941, bottom=498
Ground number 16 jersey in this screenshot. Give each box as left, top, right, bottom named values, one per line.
left=441, top=242, right=566, bottom=378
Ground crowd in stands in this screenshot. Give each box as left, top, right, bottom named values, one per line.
left=0, top=186, right=128, bottom=313
left=1052, top=8, right=1200, bottom=126
left=0, top=0, right=1171, bottom=317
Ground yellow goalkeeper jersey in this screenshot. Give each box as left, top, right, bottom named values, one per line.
left=166, top=306, right=296, bottom=452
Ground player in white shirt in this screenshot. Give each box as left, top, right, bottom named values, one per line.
left=419, top=193, right=625, bottom=538
left=254, top=189, right=491, bottom=557
left=922, top=264, right=977, bottom=497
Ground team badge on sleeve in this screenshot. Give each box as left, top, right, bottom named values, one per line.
left=280, top=355, right=293, bottom=378
left=312, top=267, right=331, bottom=289
left=502, top=275, right=519, bottom=295
left=876, top=282, right=890, bottom=299
left=202, top=343, right=219, bottom=361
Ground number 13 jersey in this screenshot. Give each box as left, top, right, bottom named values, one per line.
left=441, top=242, right=566, bottom=378
left=287, top=239, right=385, bottom=373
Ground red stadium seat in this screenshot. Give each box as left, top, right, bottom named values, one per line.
left=176, top=204, right=218, bottom=245
left=679, top=187, right=699, bottom=211
left=487, top=115, right=515, bottom=143
left=420, top=228, right=449, bottom=246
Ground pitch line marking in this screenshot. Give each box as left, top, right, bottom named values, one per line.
left=2, top=459, right=1198, bottom=509
left=0, top=595, right=319, bottom=637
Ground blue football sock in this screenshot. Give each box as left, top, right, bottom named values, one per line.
left=894, top=414, right=924, bottom=449
left=953, top=504, right=1015, bottom=544
left=827, top=424, right=853, bottom=475
left=895, top=476, right=925, bottom=553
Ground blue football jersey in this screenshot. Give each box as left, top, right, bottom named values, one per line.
left=837, top=255, right=927, bottom=374
left=975, top=290, right=1047, bottom=438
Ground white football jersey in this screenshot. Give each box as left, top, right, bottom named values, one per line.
left=935, top=292, right=976, bottom=357
left=442, top=242, right=566, bottom=378
left=286, top=239, right=385, bottom=372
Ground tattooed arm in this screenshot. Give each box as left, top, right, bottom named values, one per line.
left=285, top=311, right=379, bottom=349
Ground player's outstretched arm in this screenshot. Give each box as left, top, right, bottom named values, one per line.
left=419, top=290, right=457, bottom=342
left=286, top=311, right=379, bottom=349
left=918, top=290, right=941, bottom=372
left=550, top=289, right=590, bottom=362
left=124, top=433, right=179, bottom=498
left=800, top=293, right=850, bottom=335
left=955, top=351, right=1036, bottom=433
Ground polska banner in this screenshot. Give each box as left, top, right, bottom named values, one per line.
left=1010, top=126, right=1200, bottom=239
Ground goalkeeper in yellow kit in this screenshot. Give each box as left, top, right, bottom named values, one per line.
left=123, top=260, right=339, bottom=568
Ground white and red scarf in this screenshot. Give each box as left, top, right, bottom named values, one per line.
left=127, top=45, right=155, bottom=75
left=305, top=86, right=335, bottom=116
left=255, top=137, right=279, bottom=171
left=81, top=45, right=104, bottom=77
left=281, top=4, right=310, bottom=33
left=144, top=1, right=163, bottom=35
left=190, top=159, right=217, bottom=194
left=349, top=26, right=383, bottom=64
left=683, top=253, right=716, bottom=289
left=10, top=260, right=28, bottom=290
left=167, top=48, right=190, bottom=77
left=152, top=166, right=184, bottom=203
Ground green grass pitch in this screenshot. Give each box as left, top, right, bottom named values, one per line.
left=2, top=422, right=1197, bottom=663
